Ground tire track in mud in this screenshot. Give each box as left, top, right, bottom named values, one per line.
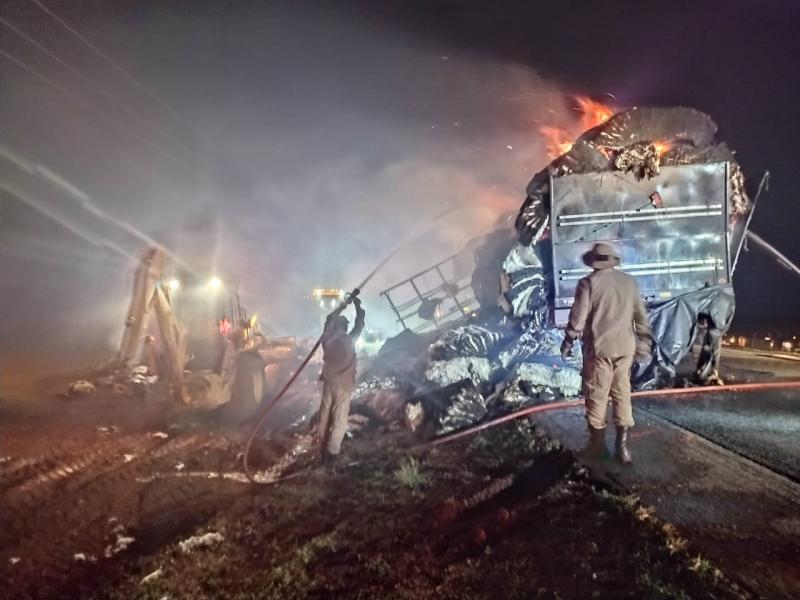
left=0, top=456, right=41, bottom=491
left=1, top=435, right=164, bottom=521
left=0, top=430, right=251, bottom=599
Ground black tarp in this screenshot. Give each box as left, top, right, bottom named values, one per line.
left=633, top=284, right=735, bottom=389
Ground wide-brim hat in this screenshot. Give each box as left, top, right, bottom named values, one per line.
left=582, top=242, right=621, bottom=269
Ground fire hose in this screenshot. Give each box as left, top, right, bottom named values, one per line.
left=242, top=205, right=464, bottom=482
left=421, top=379, right=800, bottom=449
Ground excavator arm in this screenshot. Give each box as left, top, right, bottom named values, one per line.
left=118, top=247, right=188, bottom=401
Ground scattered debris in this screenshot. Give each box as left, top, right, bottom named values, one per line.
left=105, top=528, right=136, bottom=558
left=410, top=380, right=487, bottom=434
left=97, top=425, right=120, bottom=435
left=490, top=378, right=539, bottom=408
left=129, top=365, right=159, bottom=385
left=148, top=431, right=169, bottom=439
left=123, top=454, right=136, bottom=463
left=614, top=141, right=662, bottom=179
left=138, top=433, right=316, bottom=485
left=428, top=325, right=505, bottom=360
left=349, top=375, right=417, bottom=429
left=96, top=375, right=115, bottom=387
left=178, top=532, right=224, bottom=554
left=439, top=385, right=488, bottom=433
left=498, top=242, right=548, bottom=325
left=346, top=414, right=371, bottom=435
left=174, top=461, right=185, bottom=471
left=139, top=568, right=163, bottom=586
left=499, top=327, right=580, bottom=369
left=73, top=552, right=94, bottom=563
left=425, top=356, right=493, bottom=387
left=137, top=471, right=247, bottom=484
left=9, top=557, right=21, bottom=565
left=68, top=380, right=96, bottom=395
left=512, top=363, right=581, bottom=398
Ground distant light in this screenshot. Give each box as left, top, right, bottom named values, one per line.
left=208, top=277, right=222, bottom=290
left=764, top=336, right=771, bottom=341
left=312, top=288, right=345, bottom=301
left=168, top=278, right=180, bottom=291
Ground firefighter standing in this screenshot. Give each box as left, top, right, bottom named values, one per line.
left=560, top=243, right=652, bottom=463
left=318, top=292, right=365, bottom=466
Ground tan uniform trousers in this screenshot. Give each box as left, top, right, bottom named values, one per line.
left=583, top=353, right=634, bottom=429
left=318, top=377, right=354, bottom=455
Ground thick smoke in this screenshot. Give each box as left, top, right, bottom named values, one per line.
left=0, top=3, right=582, bottom=359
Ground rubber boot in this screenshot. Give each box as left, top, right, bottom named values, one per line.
left=615, top=426, right=632, bottom=464
left=321, top=451, right=340, bottom=472
left=579, top=425, right=609, bottom=460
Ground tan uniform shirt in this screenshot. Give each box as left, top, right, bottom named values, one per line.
left=566, top=267, right=651, bottom=359
left=321, top=306, right=365, bottom=385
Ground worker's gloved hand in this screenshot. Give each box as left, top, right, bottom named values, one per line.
left=345, top=288, right=361, bottom=305
left=352, top=296, right=362, bottom=307
left=560, top=338, right=573, bottom=360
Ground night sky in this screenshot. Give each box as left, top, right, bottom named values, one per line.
left=359, top=0, right=800, bottom=329
left=1, top=0, right=799, bottom=356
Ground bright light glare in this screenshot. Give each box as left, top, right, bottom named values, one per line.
left=208, top=277, right=222, bottom=289
left=168, top=278, right=180, bottom=291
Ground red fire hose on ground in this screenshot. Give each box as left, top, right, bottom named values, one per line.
left=421, top=379, right=800, bottom=449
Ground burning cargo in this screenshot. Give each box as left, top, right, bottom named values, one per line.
left=506, top=106, right=751, bottom=387
left=374, top=105, right=756, bottom=434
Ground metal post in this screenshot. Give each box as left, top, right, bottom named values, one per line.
left=382, top=290, right=408, bottom=331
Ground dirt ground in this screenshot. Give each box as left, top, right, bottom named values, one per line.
left=0, top=361, right=750, bottom=600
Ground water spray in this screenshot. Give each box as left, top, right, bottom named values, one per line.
left=0, top=146, right=196, bottom=274
left=746, top=230, right=800, bottom=280
left=0, top=183, right=132, bottom=259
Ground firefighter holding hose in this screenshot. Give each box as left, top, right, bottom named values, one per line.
left=318, top=290, right=365, bottom=467
left=560, top=243, right=652, bottom=464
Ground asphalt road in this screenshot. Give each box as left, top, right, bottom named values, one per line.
left=537, top=348, right=800, bottom=598
left=536, top=406, right=800, bottom=599
left=638, top=348, right=800, bottom=482
left=720, top=347, right=800, bottom=382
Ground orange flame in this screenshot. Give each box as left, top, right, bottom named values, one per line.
left=539, top=95, right=616, bottom=160
left=653, top=140, right=672, bottom=157
left=575, top=96, right=615, bottom=132
left=539, top=126, right=575, bottom=159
